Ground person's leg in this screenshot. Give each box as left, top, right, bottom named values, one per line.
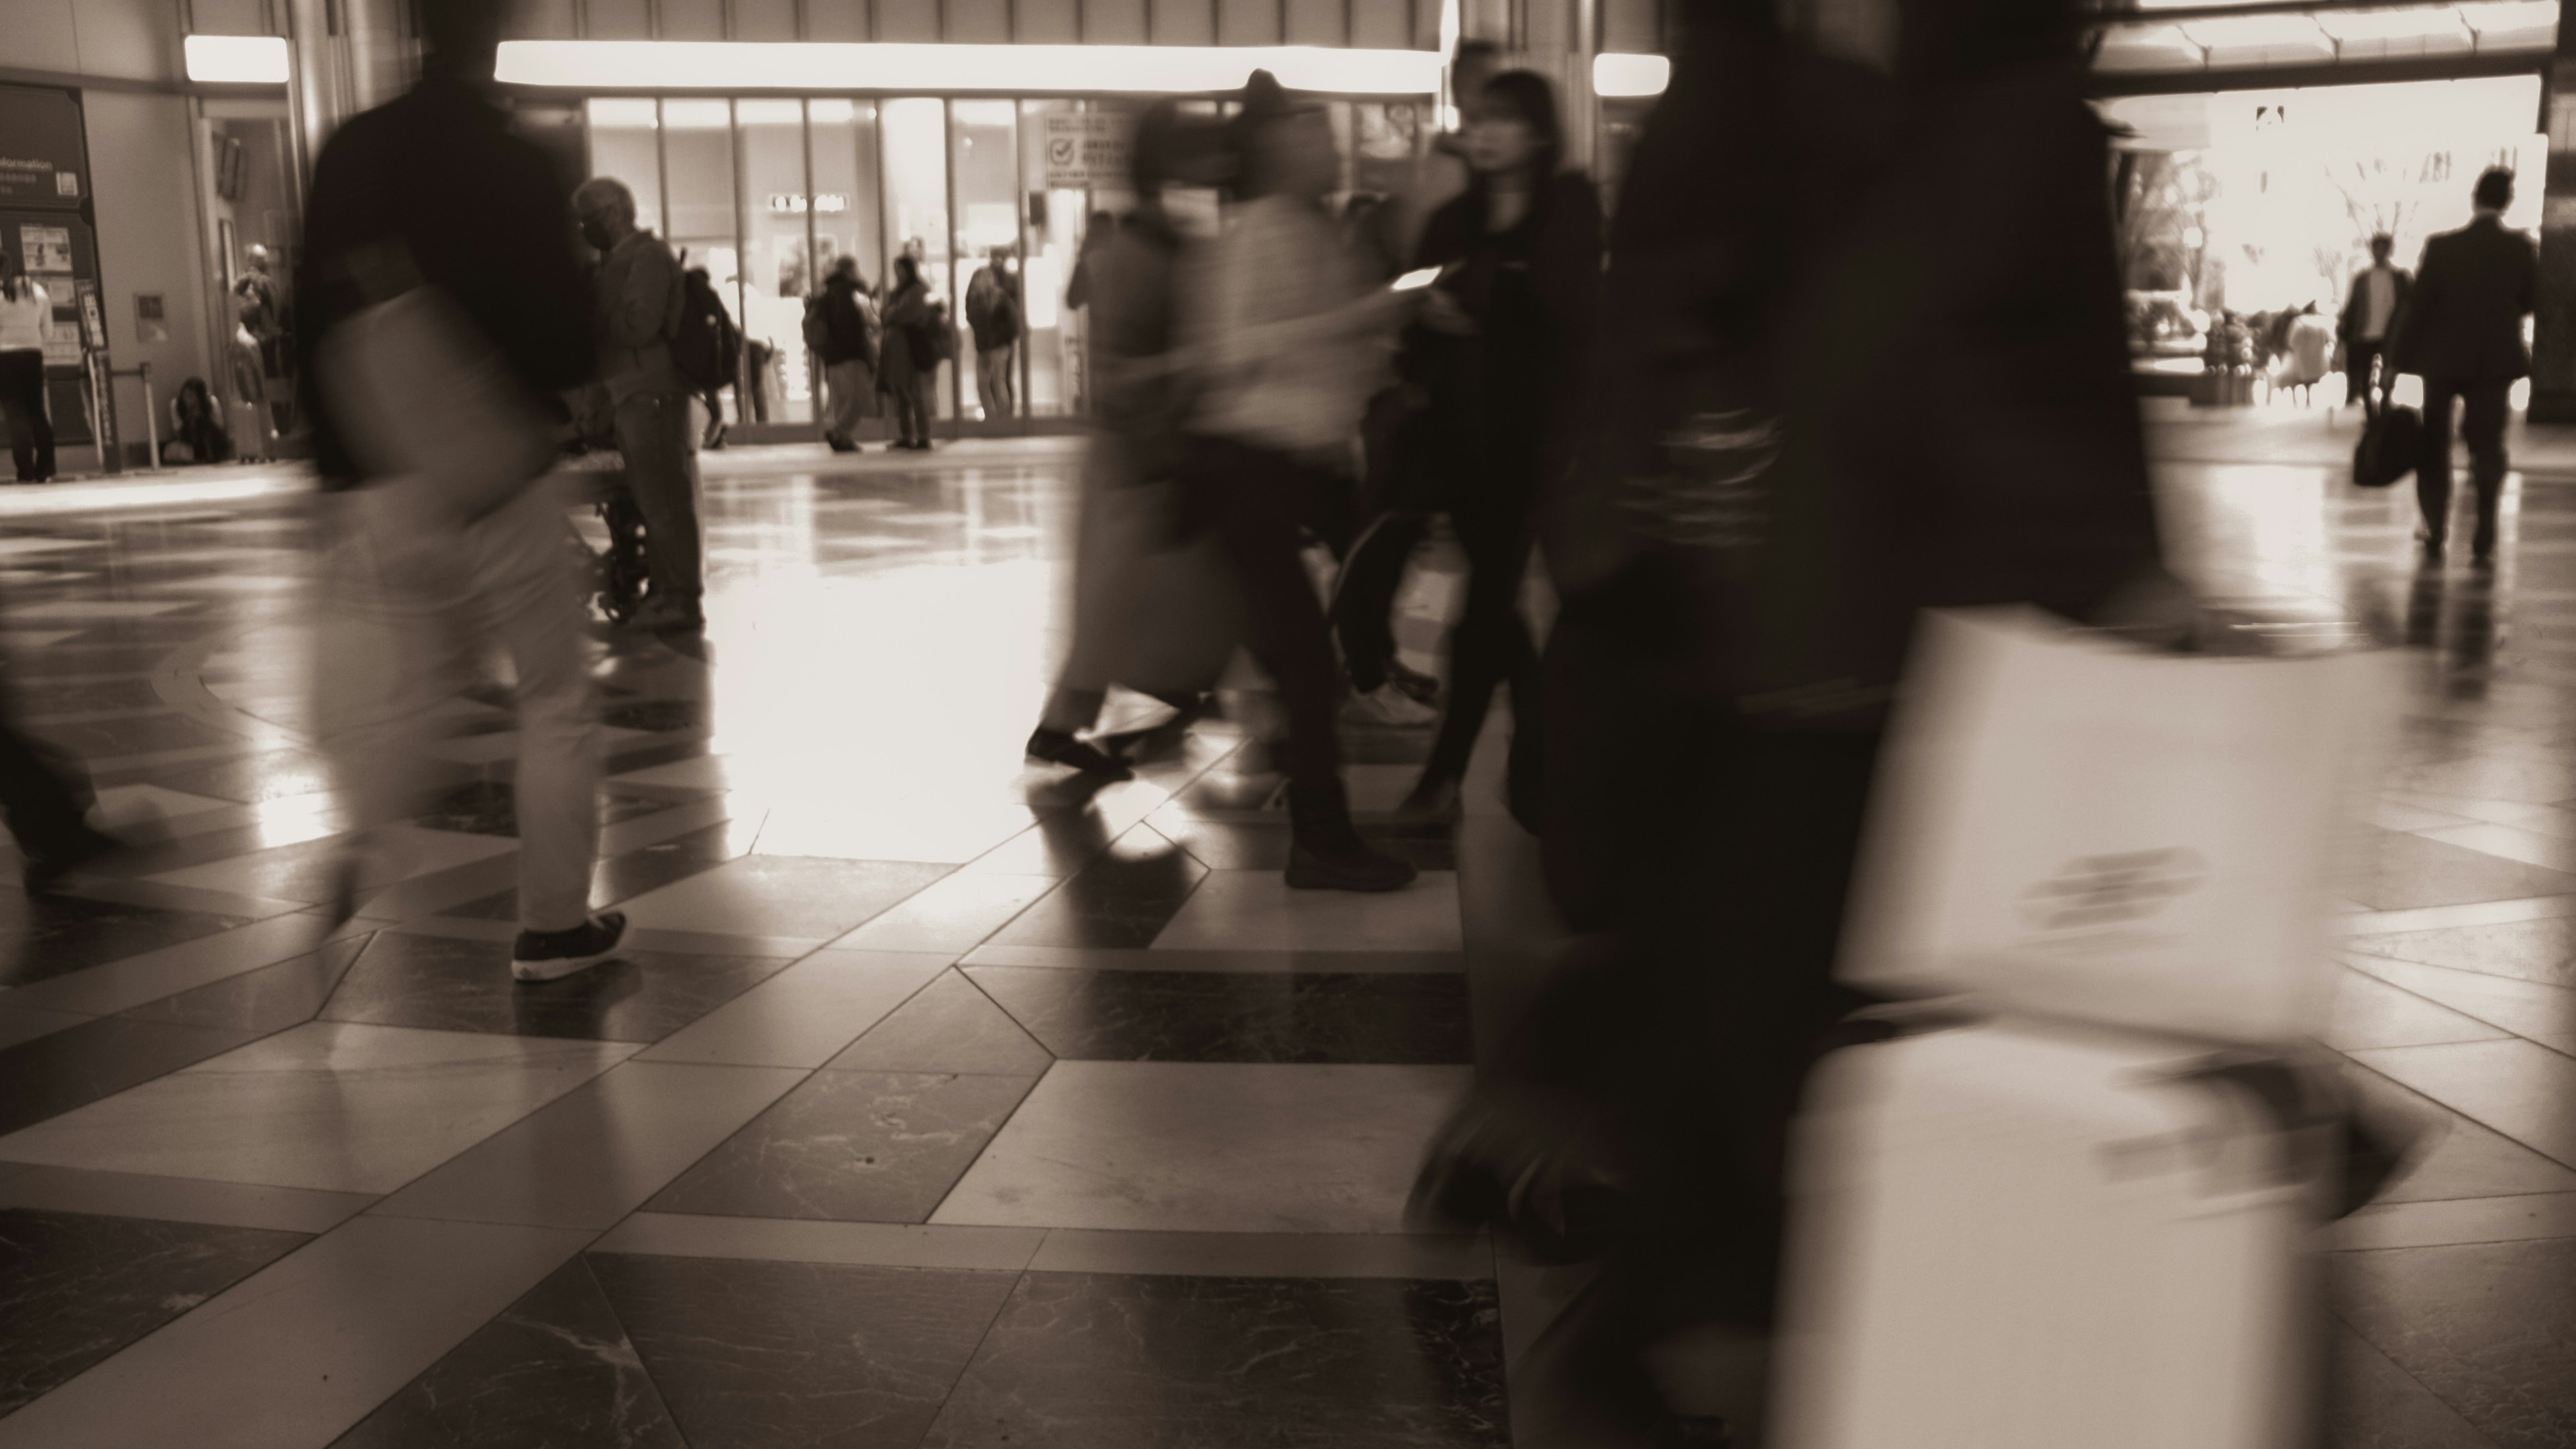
left=614, top=392, right=706, bottom=615
left=2464, top=380, right=2512, bottom=559
left=0, top=661, right=99, bottom=861
left=1, top=352, right=41, bottom=482
left=2417, top=378, right=2460, bottom=549
left=1195, top=443, right=1343, bottom=792
left=1420, top=484, right=1538, bottom=787
left=998, top=345, right=1017, bottom=417
left=822, top=361, right=853, bottom=444
left=1332, top=511, right=1430, bottom=694
left=976, top=348, right=1005, bottom=420
left=466, top=476, right=604, bottom=933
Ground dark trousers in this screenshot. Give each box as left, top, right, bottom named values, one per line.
left=1424, top=480, right=1542, bottom=788
left=2417, top=376, right=2512, bottom=552
left=612, top=392, right=705, bottom=604
left=1185, top=436, right=1344, bottom=791
left=0, top=679, right=93, bottom=857
left=1332, top=511, right=1432, bottom=694
left=1, top=350, right=54, bottom=482
left=2344, top=339, right=2385, bottom=415
left=887, top=374, right=933, bottom=445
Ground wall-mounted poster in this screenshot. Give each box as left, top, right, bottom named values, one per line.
left=17, top=223, right=70, bottom=276
left=136, top=292, right=167, bottom=343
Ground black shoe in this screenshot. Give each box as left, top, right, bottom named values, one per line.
left=1286, top=780, right=1417, bottom=892
left=1027, top=727, right=1134, bottom=781
left=23, top=824, right=126, bottom=894
left=512, top=911, right=627, bottom=983
left=826, top=435, right=857, bottom=453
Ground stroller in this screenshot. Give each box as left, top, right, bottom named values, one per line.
left=564, top=390, right=651, bottom=625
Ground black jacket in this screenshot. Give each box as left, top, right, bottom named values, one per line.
left=2391, top=216, right=2537, bottom=384
left=816, top=275, right=876, bottom=367
left=297, top=71, right=593, bottom=488
left=2337, top=265, right=2410, bottom=345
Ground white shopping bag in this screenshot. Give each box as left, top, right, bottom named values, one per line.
left=1839, top=607, right=2399, bottom=1044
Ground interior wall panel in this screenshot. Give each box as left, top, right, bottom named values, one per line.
left=585, top=0, right=656, bottom=39
left=947, top=0, right=1011, bottom=41
left=877, top=0, right=943, bottom=39
left=1150, top=0, right=1217, bottom=44
left=1083, top=0, right=1151, bottom=41
left=1218, top=0, right=1281, bottom=44
left=1016, top=0, right=1082, bottom=40
left=1283, top=0, right=1344, bottom=46
left=659, top=0, right=727, bottom=38
left=806, top=0, right=873, bottom=39
left=731, top=0, right=800, bottom=40
left=1602, top=0, right=1658, bottom=51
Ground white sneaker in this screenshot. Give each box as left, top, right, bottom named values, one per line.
left=1343, top=684, right=1440, bottom=727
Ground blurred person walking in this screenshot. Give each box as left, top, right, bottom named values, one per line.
left=676, top=264, right=741, bottom=449
left=814, top=256, right=879, bottom=452
left=881, top=254, right=938, bottom=450
left=1412, top=0, right=2176, bottom=1441
left=574, top=176, right=707, bottom=632
left=967, top=247, right=1022, bottom=421
left=2392, top=167, right=2537, bottom=565
left=1027, top=104, right=1233, bottom=780
left=2338, top=233, right=2408, bottom=419
left=1354, top=70, right=1600, bottom=828
left=299, top=0, right=625, bottom=982
left=0, top=249, right=54, bottom=483
left=1180, top=70, right=1417, bottom=892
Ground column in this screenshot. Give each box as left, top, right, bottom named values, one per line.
left=2529, top=41, right=2576, bottom=421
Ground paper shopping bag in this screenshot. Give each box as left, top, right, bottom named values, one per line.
left=1838, top=607, right=2400, bottom=1044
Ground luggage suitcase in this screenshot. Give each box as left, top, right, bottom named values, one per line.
left=2353, top=402, right=2421, bottom=488
left=1771, top=1019, right=2334, bottom=1449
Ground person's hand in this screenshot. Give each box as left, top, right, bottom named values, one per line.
left=1418, top=287, right=1478, bottom=337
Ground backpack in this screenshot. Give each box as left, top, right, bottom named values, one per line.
left=802, top=294, right=831, bottom=356
left=673, top=278, right=733, bottom=392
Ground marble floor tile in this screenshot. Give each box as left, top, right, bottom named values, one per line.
left=2336, top=1237, right=2576, bottom=1449
left=329, top=1255, right=685, bottom=1449
left=26, top=711, right=246, bottom=759
left=2344, top=918, right=2576, bottom=989
left=0, top=1206, right=310, bottom=1415
left=145, top=823, right=516, bottom=905
left=0, top=1015, right=266, bottom=1137
left=828, top=969, right=1053, bottom=1075
left=2414, top=821, right=2576, bottom=875
left=588, top=1250, right=1020, bottom=1449
left=2335, top=1192, right=2576, bottom=1252
left=961, top=943, right=1468, bottom=975
left=133, top=747, right=337, bottom=804
left=2345, top=832, right=2576, bottom=913
left=442, top=825, right=744, bottom=923
left=317, top=929, right=792, bottom=1044
left=594, top=1213, right=1049, bottom=1272
left=404, top=780, right=669, bottom=838
left=0, top=1162, right=375, bottom=1233
left=1025, top=1228, right=1492, bottom=1281
left=1152, top=869, right=1465, bottom=953
left=991, top=829, right=1210, bottom=949
left=934, top=1061, right=1472, bottom=1234
left=646, top=1069, right=1038, bottom=1223
left=828, top=871, right=1054, bottom=953
left=115, top=934, right=370, bottom=1035
left=2328, top=1322, right=2504, bottom=1449
left=957, top=812, right=1123, bottom=879
left=2345, top=1065, right=2576, bottom=1205
left=749, top=795, right=1051, bottom=865
left=1, top=910, right=343, bottom=1016
left=2360, top=960, right=2576, bottom=1061
left=612, top=854, right=955, bottom=941
left=2326, top=971, right=2521, bottom=1052
left=0, top=890, right=252, bottom=991
left=0, top=1215, right=591, bottom=1449
left=0, top=1003, right=88, bottom=1051
left=0, top=1022, right=636, bottom=1194
left=372, top=1060, right=802, bottom=1230
left=642, top=948, right=947, bottom=1068
left=965, top=965, right=1473, bottom=1065
left=2348, top=1040, right=2576, bottom=1168
left=918, top=1272, right=1510, bottom=1449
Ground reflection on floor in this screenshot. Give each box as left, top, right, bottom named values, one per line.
left=0, top=425, right=2563, bottom=1446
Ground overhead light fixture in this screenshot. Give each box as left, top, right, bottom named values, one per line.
left=1593, top=52, right=1670, bottom=99
left=185, top=34, right=290, bottom=85
left=498, top=42, right=1443, bottom=95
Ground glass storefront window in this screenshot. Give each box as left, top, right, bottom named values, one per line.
left=661, top=97, right=739, bottom=329
left=809, top=99, right=885, bottom=294
left=734, top=97, right=811, bottom=426
left=584, top=98, right=663, bottom=235
left=950, top=99, right=1019, bottom=423
left=879, top=97, right=954, bottom=421
left=1020, top=99, right=1087, bottom=420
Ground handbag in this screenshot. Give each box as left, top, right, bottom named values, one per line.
left=2353, top=402, right=2422, bottom=489
left=315, top=252, right=561, bottom=525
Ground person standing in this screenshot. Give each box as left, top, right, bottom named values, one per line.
left=879, top=254, right=938, bottom=450
left=966, top=247, right=1022, bottom=421
left=1181, top=70, right=1418, bottom=893
left=574, top=176, right=707, bottom=630
left=816, top=256, right=878, bottom=452
left=298, top=0, right=625, bottom=981
left=2338, top=233, right=2409, bottom=418
left=0, top=250, right=55, bottom=483
left=2392, top=167, right=2538, bottom=565
left=678, top=265, right=741, bottom=450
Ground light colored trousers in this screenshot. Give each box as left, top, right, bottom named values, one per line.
left=824, top=359, right=875, bottom=438
left=314, top=476, right=601, bottom=932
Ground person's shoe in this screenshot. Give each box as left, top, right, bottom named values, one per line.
left=1343, top=683, right=1438, bottom=728
left=1286, top=780, right=1417, bottom=892
left=1394, top=774, right=1462, bottom=826
left=1026, top=727, right=1134, bottom=780
left=22, top=824, right=127, bottom=894
left=625, top=596, right=706, bottom=633
left=1385, top=658, right=1442, bottom=705
left=512, top=911, right=627, bottom=983
left=826, top=435, right=858, bottom=453
left=2418, top=527, right=2446, bottom=561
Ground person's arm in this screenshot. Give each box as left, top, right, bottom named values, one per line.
left=601, top=240, right=676, bottom=351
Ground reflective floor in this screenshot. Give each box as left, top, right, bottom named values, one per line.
left=0, top=413, right=2565, bottom=1447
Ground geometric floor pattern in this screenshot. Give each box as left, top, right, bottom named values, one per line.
left=0, top=411, right=2564, bottom=1446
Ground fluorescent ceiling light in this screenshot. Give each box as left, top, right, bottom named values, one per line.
left=498, top=41, right=1442, bottom=94
left=2313, top=7, right=2473, bottom=40
left=185, top=34, right=290, bottom=85
left=1593, top=52, right=1670, bottom=99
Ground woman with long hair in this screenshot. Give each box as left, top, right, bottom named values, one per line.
left=879, top=253, right=936, bottom=449
left=0, top=249, right=55, bottom=483
left=1392, top=70, right=1602, bottom=826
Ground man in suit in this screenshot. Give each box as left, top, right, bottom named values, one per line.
left=2391, top=167, right=2538, bottom=563
left=2337, top=233, right=2409, bottom=419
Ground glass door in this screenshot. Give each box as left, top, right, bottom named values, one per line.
left=879, top=97, right=954, bottom=423
left=733, top=98, right=812, bottom=427
left=949, top=99, right=1020, bottom=425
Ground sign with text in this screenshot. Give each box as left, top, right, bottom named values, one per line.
left=1042, top=113, right=1130, bottom=190
left=0, top=86, right=87, bottom=209
left=18, top=223, right=70, bottom=276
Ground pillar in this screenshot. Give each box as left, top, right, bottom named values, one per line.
left=2528, top=31, right=2576, bottom=421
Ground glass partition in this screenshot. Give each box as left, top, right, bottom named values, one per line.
left=1020, top=99, right=1087, bottom=419
left=950, top=99, right=1020, bottom=422
left=733, top=97, right=812, bottom=425
left=661, top=97, right=741, bottom=345
left=880, top=97, right=955, bottom=420
left=584, top=98, right=664, bottom=234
